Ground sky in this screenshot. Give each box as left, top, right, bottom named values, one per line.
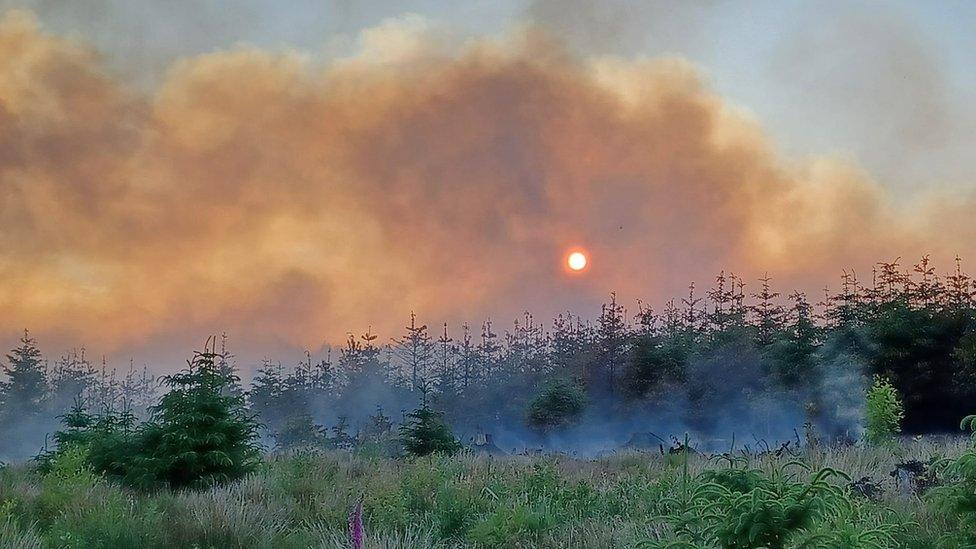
left=1, top=0, right=975, bottom=371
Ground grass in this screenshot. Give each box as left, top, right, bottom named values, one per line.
left=0, top=438, right=973, bottom=548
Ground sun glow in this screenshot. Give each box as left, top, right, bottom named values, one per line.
left=567, top=251, right=587, bottom=271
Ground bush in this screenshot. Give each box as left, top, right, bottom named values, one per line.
left=37, top=405, right=140, bottom=481
left=865, top=376, right=904, bottom=445
left=399, top=406, right=461, bottom=457
left=526, top=380, right=586, bottom=432
left=928, top=415, right=976, bottom=544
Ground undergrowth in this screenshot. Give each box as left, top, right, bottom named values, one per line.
left=0, top=438, right=972, bottom=548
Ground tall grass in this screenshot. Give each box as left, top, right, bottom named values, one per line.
left=0, top=439, right=971, bottom=548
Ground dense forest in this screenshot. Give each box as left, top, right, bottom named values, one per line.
left=4, top=255, right=976, bottom=461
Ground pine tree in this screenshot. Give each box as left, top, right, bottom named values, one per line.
left=766, top=291, right=820, bottom=388
left=634, top=300, right=657, bottom=337
left=595, top=292, right=627, bottom=393
left=478, top=318, right=500, bottom=380
left=48, top=349, right=96, bottom=418
left=0, top=330, right=47, bottom=423
left=457, top=323, right=477, bottom=391
left=392, top=313, right=433, bottom=391
left=249, top=359, right=287, bottom=435
left=216, top=333, right=243, bottom=397
left=682, top=283, right=705, bottom=336
left=434, top=323, right=457, bottom=397
left=550, top=313, right=587, bottom=376
left=399, top=404, right=461, bottom=457
left=947, top=256, right=975, bottom=309
left=751, top=274, right=784, bottom=347
left=825, top=270, right=864, bottom=328
left=135, top=340, right=260, bottom=489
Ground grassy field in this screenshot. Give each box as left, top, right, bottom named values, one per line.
left=1, top=438, right=974, bottom=548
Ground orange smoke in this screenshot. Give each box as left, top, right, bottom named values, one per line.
left=0, top=10, right=964, bottom=358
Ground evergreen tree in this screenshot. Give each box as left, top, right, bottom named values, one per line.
left=623, top=332, right=687, bottom=398
left=751, top=275, right=784, bottom=347
left=594, top=292, right=627, bottom=393
left=478, top=318, right=500, bottom=380
left=0, top=330, right=47, bottom=424
left=765, top=291, right=820, bottom=388
left=434, top=323, right=457, bottom=394
left=249, top=360, right=287, bottom=435
left=47, top=350, right=96, bottom=418
left=134, top=342, right=260, bottom=489
left=947, top=256, right=975, bottom=309
left=392, top=313, right=433, bottom=391
left=456, top=323, right=477, bottom=391
left=215, top=333, right=243, bottom=397
left=400, top=404, right=461, bottom=457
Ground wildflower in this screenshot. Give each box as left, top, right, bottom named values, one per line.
left=348, top=494, right=364, bottom=549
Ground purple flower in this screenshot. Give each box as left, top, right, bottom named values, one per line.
left=348, top=495, right=364, bottom=549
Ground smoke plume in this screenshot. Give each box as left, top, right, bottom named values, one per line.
left=0, top=8, right=968, bottom=365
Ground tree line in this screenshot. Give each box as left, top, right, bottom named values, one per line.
left=5, top=255, right=976, bottom=458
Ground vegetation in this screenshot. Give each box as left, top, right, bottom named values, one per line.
left=0, top=439, right=974, bottom=548
left=865, top=376, right=904, bottom=446
left=527, top=379, right=587, bottom=432
left=6, top=255, right=976, bottom=544
left=5, top=256, right=976, bottom=459
left=37, top=341, right=260, bottom=490
left=400, top=405, right=462, bottom=457
left=237, top=256, right=976, bottom=451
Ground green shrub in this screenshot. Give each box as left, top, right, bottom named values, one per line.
left=37, top=405, right=140, bottom=481
left=399, top=406, right=461, bottom=457
left=643, top=463, right=855, bottom=549
left=526, top=380, right=586, bottom=432
left=928, top=415, right=976, bottom=544
left=864, top=376, right=904, bottom=445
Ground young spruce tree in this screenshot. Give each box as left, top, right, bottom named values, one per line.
left=134, top=341, right=260, bottom=489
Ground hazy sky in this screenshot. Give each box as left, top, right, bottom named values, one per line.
left=1, top=0, right=975, bottom=370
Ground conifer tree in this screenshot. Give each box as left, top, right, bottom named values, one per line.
left=478, top=318, right=500, bottom=380
left=400, top=404, right=461, bottom=457
left=392, top=313, right=433, bottom=391
left=135, top=340, right=259, bottom=489
left=634, top=300, right=657, bottom=337
left=766, top=291, right=820, bottom=388
left=249, top=359, right=287, bottom=435
left=595, top=292, right=627, bottom=393
left=682, top=283, right=705, bottom=336
left=457, top=323, right=477, bottom=391
left=0, top=330, right=47, bottom=424
left=550, top=313, right=587, bottom=376
left=751, top=275, right=784, bottom=347
left=947, top=256, right=975, bottom=309
left=216, top=333, right=243, bottom=397
left=48, top=349, right=96, bottom=418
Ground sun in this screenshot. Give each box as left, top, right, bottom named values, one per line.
left=567, top=251, right=587, bottom=271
